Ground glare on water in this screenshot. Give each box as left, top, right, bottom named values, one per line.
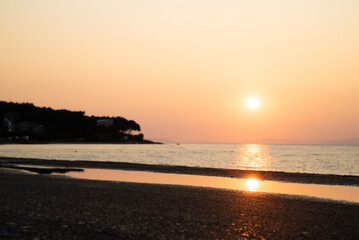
left=246, top=178, right=259, bottom=191
left=56, top=169, right=359, bottom=203
left=0, top=143, right=358, bottom=176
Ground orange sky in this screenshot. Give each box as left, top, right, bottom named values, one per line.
left=1, top=0, right=359, bottom=143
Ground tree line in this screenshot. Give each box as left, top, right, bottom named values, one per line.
left=0, top=101, right=150, bottom=143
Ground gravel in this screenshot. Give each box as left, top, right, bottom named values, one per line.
left=1, top=168, right=358, bottom=239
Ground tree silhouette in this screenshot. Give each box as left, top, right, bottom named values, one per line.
left=0, top=101, right=148, bottom=143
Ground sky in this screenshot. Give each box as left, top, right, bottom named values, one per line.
left=1, top=0, right=359, bottom=143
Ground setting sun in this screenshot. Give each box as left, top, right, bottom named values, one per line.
left=247, top=97, right=260, bottom=110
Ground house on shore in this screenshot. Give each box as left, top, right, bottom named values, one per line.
left=96, top=119, right=114, bottom=127
left=18, top=121, right=45, bottom=134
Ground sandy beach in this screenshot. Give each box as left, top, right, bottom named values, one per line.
left=1, top=158, right=359, bottom=239
left=1, top=157, right=359, bottom=186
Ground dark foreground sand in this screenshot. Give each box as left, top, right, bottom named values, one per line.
left=1, top=168, right=359, bottom=240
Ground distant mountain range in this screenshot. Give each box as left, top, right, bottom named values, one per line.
left=164, top=138, right=359, bottom=145
left=249, top=138, right=359, bottom=145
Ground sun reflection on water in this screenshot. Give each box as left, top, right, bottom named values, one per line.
left=246, top=178, right=259, bottom=191
left=236, top=144, right=272, bottom=170
left=57, top=169, right=359, bottom=203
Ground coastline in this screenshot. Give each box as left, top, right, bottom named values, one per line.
left=1, top=156, right=359, bottom=186
left=0, top=139, right=161, bottom=144
left=1, top=168, right=358, bottom=239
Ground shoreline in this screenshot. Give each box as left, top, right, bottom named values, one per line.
left=1, top=156, right=359, bottom=186
left=1, top=168, right=358, bottom=239
left=0, top=140, right=161, bottom=145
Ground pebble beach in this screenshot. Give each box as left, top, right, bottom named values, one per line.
left=1, top=158, right=359, bottom=239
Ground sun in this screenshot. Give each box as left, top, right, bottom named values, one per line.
left=247, top=97, right=260, bottom=109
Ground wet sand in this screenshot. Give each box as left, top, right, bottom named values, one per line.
left=1, top=157, right=359, bottom=186
left=1, top=167, right=359, bottom=239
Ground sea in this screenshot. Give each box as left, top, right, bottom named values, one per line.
left=0, top=143, right=358, bottom=176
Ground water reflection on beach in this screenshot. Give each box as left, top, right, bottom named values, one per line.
left=57, top=168, right=359, bottom=203
left=246, top=178, right=259, bottom=191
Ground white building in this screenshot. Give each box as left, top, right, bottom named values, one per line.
left=96, top=119, right=114, bottom=127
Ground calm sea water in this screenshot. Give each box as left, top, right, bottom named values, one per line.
left=0, top=143, right=358, bottom=176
